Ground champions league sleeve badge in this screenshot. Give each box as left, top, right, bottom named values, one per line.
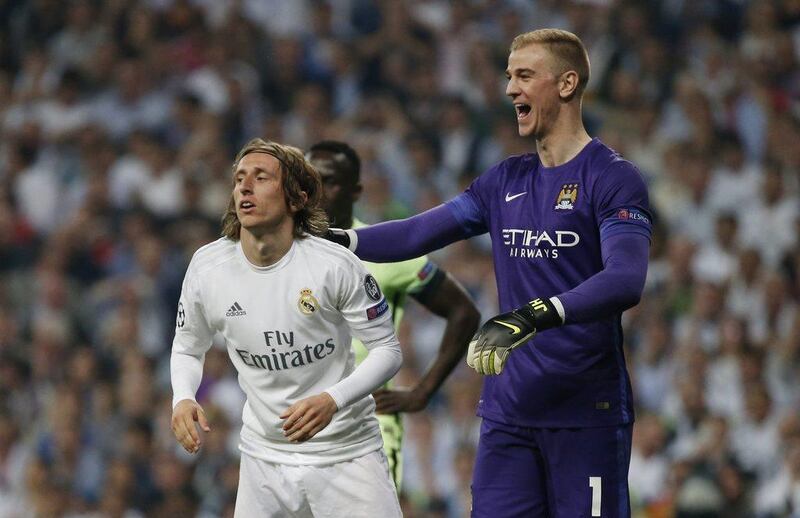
left=176, top=301, right=185, bottom=328
left=363, top=274, right=382, bottom=301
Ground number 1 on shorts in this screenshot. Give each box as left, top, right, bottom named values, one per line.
left=589, top=476, right=601, bottom=516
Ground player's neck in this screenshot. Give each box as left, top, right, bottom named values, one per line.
left=535, top=113, right=592, bottom=168
left=332, top=212, right=354, bottom=230
left=239, top=224, right=295, bottom=267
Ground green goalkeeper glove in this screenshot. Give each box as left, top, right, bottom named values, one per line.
left=467, top=298, right=562, bottom=375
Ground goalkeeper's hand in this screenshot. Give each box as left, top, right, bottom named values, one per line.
left=323, top=228, right=355, bottom=250
left=467, top=297, right=562, bottom=375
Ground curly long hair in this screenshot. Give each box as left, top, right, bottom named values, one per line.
left=221, top=138, right=329, bottom=240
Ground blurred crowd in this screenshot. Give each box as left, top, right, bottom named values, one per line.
left=0, top=0, right=798, bottom=516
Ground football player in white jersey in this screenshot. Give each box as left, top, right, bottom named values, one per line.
left=170, top=138, right=403, bottom=517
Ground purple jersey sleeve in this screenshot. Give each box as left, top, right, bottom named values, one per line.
left=353, top=161, right=501, bottom=262
left=353, top=204, right=471, bottom=262
left=556, top=160, right=651, bottom=323
left=445, top=191, right=489, bottom=236
left=595, top=161, right=652, bottom=242
left=556, top=232, right=649, bottom=324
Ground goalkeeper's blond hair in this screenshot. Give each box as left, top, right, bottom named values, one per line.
left=511, top=29, right=590, bottom=98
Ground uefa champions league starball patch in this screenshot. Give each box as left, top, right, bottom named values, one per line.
left=176, top=302, right=185, bottom=328
left=364, top=274, right=382, bottom=301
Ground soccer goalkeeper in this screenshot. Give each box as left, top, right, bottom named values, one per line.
left=325, top=29, right=651, bottom=518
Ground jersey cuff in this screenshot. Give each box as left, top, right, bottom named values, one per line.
left=172, top=396, right=198, bottom=409
left=346, top=229, right=358, bottom=252
left=324, top=389, right=346, bottom=410
left=549, top=296, right=565, bottom=324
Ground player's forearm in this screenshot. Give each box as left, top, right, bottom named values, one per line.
left=351, top=204, right=468, bottom=262
left=325, top=332, right=402, bottom=409
left=415, top=304, right=481, bottom=399
left=413, top=275, right=481, bottom=400
left=556, top=232, right=649, bottom=324
left=170, top=350, right=205, bottom=408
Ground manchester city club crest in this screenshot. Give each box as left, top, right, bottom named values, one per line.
left=554, top=183, right=578, bottom=210
left=297, top=288, right=319, bottom=315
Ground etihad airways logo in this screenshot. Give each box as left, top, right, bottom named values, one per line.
left=502, top=228, right=580, bottom=259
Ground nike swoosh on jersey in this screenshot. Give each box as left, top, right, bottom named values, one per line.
left=494, top=320, right=521, bottom=334
left=505, top=192, right=527, bottom=202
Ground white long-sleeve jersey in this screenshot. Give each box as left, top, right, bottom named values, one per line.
left=170, top=236, right=402, bottom=465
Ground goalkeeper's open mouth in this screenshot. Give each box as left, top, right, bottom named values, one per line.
left=515, top=103, right=532, bottom=121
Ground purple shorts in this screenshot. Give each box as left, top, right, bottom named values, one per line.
left=471, top=418, right=632, bottom=518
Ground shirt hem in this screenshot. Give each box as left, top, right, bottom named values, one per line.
left=238, top=426, right=384, bottom=466
left=476, top=407, right=634, bottom=429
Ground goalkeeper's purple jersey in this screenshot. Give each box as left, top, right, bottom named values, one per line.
left=447, top=138, right=651, bottom=428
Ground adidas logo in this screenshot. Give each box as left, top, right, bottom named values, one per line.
left=226, top=302, right=247, bottom=317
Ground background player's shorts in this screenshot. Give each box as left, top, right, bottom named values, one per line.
left=471, top=418, right=632, bottom=518
left=234, top=449, right=402, bottom=518
left=378, top=412, right=403, bottom=489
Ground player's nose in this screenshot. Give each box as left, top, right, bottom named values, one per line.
left=506, top=78, right=520, bottom=98
left=238, top=176, right=254, bottom=193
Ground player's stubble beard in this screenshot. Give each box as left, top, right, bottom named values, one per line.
left=520, top=100, right=561, bottom=142
left=238, top=204, right=295, bottom=241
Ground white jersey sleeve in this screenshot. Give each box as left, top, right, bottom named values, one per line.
left=170, top=256, right=214, bottom=408
left=324, top=255, right=402, bottom=409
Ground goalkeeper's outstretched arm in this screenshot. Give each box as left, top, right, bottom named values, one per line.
left=327, top=203, right=470, bottom=262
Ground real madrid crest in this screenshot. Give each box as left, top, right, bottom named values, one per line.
left=298, top=288, right=319, bottom=315
left=554, top=183, right=578, bottom=210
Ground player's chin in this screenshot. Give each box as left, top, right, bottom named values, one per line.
left=237, top=213, right=262, bottom=229
left=517, top=124, right=534, bottom=138
left=514, top=117, right=533, bottom=136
